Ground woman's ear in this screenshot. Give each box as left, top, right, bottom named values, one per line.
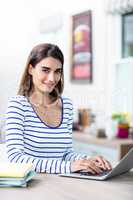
left=28, top=64, right=33, bottom=75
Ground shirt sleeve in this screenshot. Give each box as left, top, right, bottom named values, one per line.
left=5, top=96, right=71, bottom=174
left=63, top=99, right=87, bottom=161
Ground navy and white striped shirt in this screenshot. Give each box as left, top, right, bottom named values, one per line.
left=5, top=95, right=86, bottom=174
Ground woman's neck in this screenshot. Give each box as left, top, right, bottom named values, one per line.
left=29, top=91, right=56, bottom=107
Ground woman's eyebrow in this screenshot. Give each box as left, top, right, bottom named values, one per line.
left=41, top=66, right=62, bottom=70
left=41, top=66, right=50, bottom=69
left=55, top=68, right=62, bottom=71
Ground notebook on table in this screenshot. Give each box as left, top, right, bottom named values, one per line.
left=59, top=148, right=133, bottom=181
left=0, top=163, right=36, bottom=187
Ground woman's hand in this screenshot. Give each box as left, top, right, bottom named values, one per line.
left=90, top=155, right=112, bottom=171
left=71, top=156, right=112, bottom=174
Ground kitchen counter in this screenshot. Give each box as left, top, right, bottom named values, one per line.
left=73, top=131, right=133, bottom=159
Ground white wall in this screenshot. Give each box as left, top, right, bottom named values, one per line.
left=0, top=0, right=116, bottom=129
left=0, top=0, right=37, bottom=113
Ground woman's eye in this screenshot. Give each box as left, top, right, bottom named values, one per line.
left=42, top=69, right=49, bottom=73
left=56, top=70, right=62, bottom=74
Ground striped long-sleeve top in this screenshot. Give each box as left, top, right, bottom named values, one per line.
left=5, top=95, right=86, bottom=174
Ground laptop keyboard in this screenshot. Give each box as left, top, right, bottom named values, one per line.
left=79, top=170, right=111, bottom=177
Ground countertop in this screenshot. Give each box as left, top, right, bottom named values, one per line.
left=0, top=172, right=133, bottom=200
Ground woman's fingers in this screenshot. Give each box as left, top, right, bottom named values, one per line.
left=102, top=159, right=112, bottom=170
left=80, top=159, right=103, bottom=174
left=93, top=156, right=106, bottom=170
left=93, top=156, right=112, bottom=170
left=71, top=156, right=112, bottom=174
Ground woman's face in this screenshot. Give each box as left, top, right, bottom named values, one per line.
left=28, top=57, right=62, bottom=94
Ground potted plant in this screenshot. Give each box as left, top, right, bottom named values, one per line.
left=112, top=112, right=130, bottom=138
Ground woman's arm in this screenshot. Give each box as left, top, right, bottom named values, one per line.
left=63, top=99, right=112, bottom=173
left=63, top=99, right=87, bottom=161
left=5, top=97, right=71, bottom=174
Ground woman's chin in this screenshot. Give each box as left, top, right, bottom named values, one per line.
left=41, top=88, right=54, bottom=94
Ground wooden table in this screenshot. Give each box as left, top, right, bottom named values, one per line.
left=0, top=172, right=133, bottom=200
left=73, top=132, right=133, bottom=160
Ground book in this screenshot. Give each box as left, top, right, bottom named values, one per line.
left=0, top=162, right=36, bottom=187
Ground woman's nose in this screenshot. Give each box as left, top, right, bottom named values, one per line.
left=47, top=72, right=55, bottom=82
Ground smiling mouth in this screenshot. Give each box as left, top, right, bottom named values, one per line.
left=43, top=83, right=55, bottom=87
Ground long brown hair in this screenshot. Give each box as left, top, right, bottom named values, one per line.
left=17, top=43, right=64, bottom=98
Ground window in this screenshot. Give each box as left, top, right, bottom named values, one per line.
left=122, top=12, right=133, bottom=58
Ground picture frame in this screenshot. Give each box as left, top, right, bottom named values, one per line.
left=70, top=10, right=93, bottom=82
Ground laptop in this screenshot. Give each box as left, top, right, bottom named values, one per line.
left=59, top=148, right=133, bottom=181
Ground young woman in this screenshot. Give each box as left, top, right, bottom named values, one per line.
left=5, top=43, right=111, bottom=174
